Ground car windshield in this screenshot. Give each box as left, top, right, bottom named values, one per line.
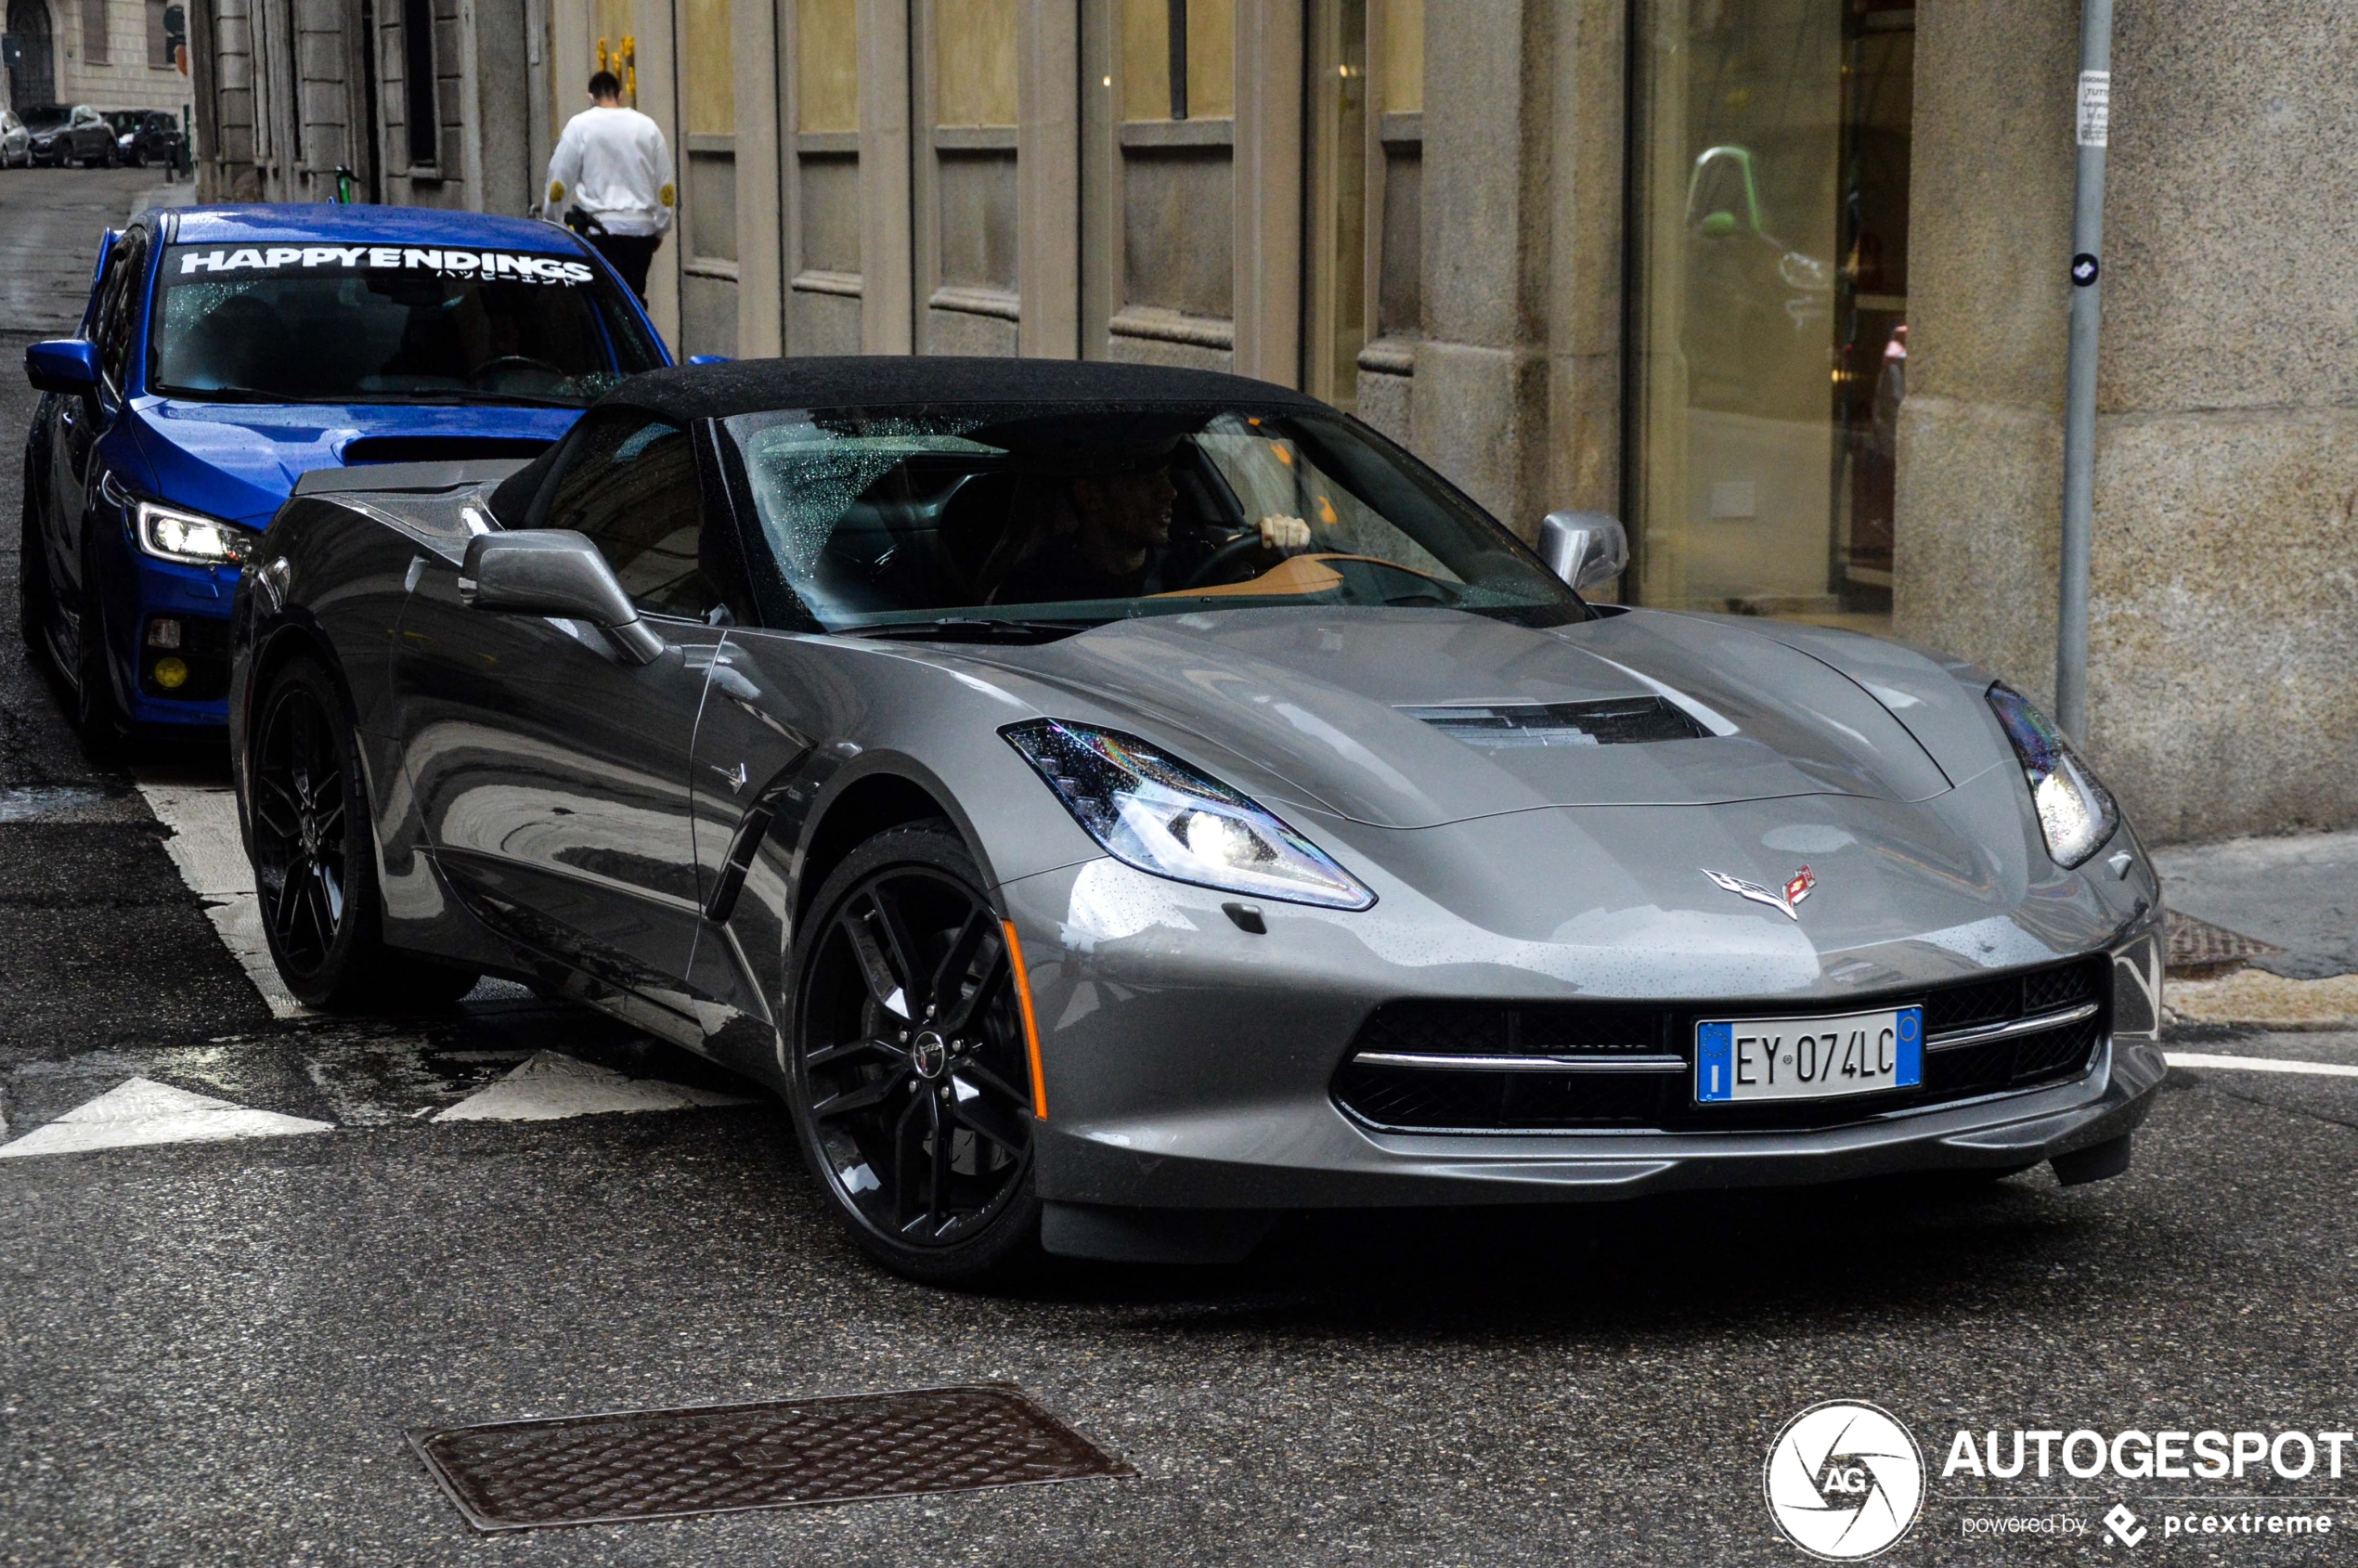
left=22, top=107, right=68, bottom=129
left=104, top=111, right=141, bottom=132
left=724, top=405, right=1587, bottom=634
left=149, top=243, right=665, bottom=406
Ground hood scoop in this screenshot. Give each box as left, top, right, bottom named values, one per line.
left=1399, top=696, right=1709, bottom=750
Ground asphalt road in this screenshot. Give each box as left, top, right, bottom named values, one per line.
left=4, top=172, right=2357, bottom=1567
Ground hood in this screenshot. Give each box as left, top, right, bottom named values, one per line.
left=963, top=606, right=1956, bottom=829
left=128, top=399, right=579, bottom=529
left=1296, top=769, right=2128, bottom=997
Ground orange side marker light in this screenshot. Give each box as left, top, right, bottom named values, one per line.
left=1003, top=920, right=1048, bottom=1120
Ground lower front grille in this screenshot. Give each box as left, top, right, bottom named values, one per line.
left=1333, top=957, right=2110, bottom=1134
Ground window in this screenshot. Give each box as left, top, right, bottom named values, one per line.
left=1627, top=0, right=1914, bottom=632
left=146, top=0, right=170, bottom=66
left=91, top=232, right=149, bottom=394
left=1121, top=0, right=1233, bottom=122
left=82, top=0, right=108, bottom=64
left=542, top=416, right=723, bottom=621
left=402, top=0, right=437, bottom=167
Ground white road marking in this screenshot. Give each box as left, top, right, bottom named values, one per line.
left=432, top=1051, right=753, bottom=1122
left=0, top=1077, right=332, bottom=1159
left=135, top=775, right=311, bottom=1018
left=2165, top=1052, right=2358, bottom=1080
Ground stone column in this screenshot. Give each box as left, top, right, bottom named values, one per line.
left=1410, top=0, right=1549, bottom=537
left=1892, top=0, right=2075, bottom=707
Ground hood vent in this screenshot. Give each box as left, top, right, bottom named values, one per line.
left=1399, top=696, right=1709, bottom=750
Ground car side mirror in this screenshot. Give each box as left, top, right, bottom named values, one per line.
left=25, top=338, right=99, bottom=395
left=459, top=530, right=667, bottom=665
left=1537, top=511, right=1628, bottom=592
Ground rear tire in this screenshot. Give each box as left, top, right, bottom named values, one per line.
left=785, top=823, right=1043, bottom=1287
left=248, top=654, right=480, bottom=1010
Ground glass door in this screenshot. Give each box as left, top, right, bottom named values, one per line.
left=1627, top=0, right=1913, bottom=631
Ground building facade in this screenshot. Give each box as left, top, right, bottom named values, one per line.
left=5, top=0, right=196, bottom=116
left=182, top=0, right=2358, bottom=844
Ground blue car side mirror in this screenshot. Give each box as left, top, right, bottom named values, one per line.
left=26, top=338, right=99, bottom=395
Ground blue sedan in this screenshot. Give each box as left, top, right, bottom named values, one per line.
left=19, top=203, right=670, bottom=754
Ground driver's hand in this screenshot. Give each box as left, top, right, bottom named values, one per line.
left=1257, top=514, right=1313, bottom=555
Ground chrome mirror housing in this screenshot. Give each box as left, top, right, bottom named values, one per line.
left=1537, top=511, right=1628, bottom=591
left=459, top=530, right=666, bottom=665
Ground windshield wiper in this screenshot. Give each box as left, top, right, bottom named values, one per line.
left=161, top=384, right=311, bottom=404
left=842, top=617, right=1099, bottom=645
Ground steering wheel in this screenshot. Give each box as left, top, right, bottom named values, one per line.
left=1177, top=529, right=1272, bottom=591
left=469, top=355, right=568, bottom=389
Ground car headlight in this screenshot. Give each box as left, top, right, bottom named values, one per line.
left=1986, top=682, right=2118, bottom=868
left=136, top=499, right=259, bottom=566
left=1003, top=719, right=1375, bottom=910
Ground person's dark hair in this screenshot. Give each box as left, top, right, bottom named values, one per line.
left=587, top=70, right=622, bottom=99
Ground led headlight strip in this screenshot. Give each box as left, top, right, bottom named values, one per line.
left=1003, top=719, right=1375, bottom=910
left=1987, top=682, right=2119, bottom=868
left=135, top=499, right=259, bottom=566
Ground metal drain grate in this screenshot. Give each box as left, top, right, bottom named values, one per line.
left=2167, top=910, right=2282, bottom=978
left=408, top=1384, right=1133, bottom=1533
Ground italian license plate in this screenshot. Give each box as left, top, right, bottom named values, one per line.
left=1694, top=1006, right=1924, bottom=1104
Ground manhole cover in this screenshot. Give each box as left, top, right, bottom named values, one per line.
left=408, top=1384, right=1134, bottom=1533
left=2167, top=911, right=2282, bottom=978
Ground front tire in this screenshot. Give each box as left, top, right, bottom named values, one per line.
left=19, top=476, right=51, bottom=658
left=249, top=654, right=478, bottom=1010
left=786, top=823, right=1043, bottom=1286
left=71, top=540, right=131, bottom=764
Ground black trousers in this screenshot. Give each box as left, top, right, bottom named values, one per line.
left=587, top=232, right=662, bottom=301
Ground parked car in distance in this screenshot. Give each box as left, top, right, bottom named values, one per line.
left=24, top=105, right=117, bottom=167
left=19, top=202, right=669, bottom=756
left=105, top=110, right=186, bottom=169
left=1, top=109, right=30, bottom=168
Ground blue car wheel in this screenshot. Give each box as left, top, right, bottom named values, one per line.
left=16, top=473, right=48, bottom=660
left=71, top=529, right=132, bottom=763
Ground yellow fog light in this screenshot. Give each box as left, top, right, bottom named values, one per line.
left=152, top=656, right=190, bottom=690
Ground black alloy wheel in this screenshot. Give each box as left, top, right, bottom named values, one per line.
left=248, top=655, right=479, bottom=1009
left=790, top=823, right=1042, bottom=1284
left=251, top=668, right=356, bottom=981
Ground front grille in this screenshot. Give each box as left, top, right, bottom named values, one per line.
left=1332, top=956, right=2110, bottom=1134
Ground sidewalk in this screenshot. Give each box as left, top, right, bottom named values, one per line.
left=2154, top=829, right=2358, bottom=1030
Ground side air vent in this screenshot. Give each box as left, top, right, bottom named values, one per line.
left=1397, top=696, right=1709, bottom=749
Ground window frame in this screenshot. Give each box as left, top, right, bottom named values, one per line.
left=530, top=408, right=752, bottom=626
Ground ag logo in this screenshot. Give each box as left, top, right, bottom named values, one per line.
left=1764, top=1401, right=1924, bottom=1561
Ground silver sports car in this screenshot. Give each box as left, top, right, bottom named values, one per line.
left=228, top=358, right=2166, bottom=1284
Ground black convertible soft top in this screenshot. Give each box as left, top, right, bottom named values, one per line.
left=600, top=356, right=1326, bottom=423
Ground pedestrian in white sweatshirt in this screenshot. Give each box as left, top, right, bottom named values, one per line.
left=543, top=71, right=675, bottom=301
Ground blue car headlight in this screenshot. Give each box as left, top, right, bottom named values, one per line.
left=1986, top=682, right=2118, bottom=868
left=1003, top=719, right=1375, bottom=910
left=135, top=499, right=259, bottom=566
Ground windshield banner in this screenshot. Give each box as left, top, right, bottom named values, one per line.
left=173, top=247, right=595, bottom=284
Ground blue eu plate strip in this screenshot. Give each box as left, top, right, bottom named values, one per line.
left=1696, top=1021, right=1735, bottom=1103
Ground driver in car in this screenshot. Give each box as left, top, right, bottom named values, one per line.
left=994, top=456, right=1315, bottom=605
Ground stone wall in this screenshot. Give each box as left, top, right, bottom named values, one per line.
left=1898, top=0, right=2358, bottom=841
